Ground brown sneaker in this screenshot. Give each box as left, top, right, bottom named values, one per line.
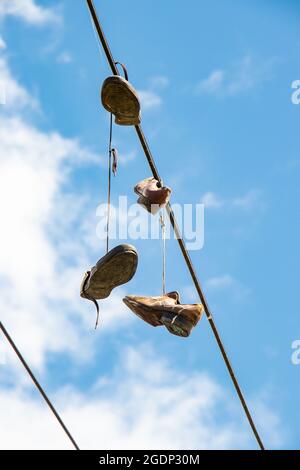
left=134, top=177, right=171, bottom=214
left=80, top=244, right=138, bottom=301
left=101, top=75, right=141, bottom=126
left=123, top=291, right=203, bottom=337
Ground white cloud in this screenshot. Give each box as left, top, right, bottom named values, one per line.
left=196, top=55, right=276, bottom=97
left=200, top=191, right=224, bottom=209
left=0, top=36, right=6, bottom=50
left=117, top=149, right=137, bottom=166
left=0, top=84, right=5, bottom=105
left=206, top=274, right=235, bottom=290
left=0, top=51, right=131, bottom=372
left=0, top=0, right=59, bottom=25
left=57, top=52, right=73, bottom=64
left=149, top=75, right=169, bottom=89
left=0, top=345, right=282, bottom=449
left=251, top=399, right=286, bottom=448
left=137, top=74, right=169, bottom=111
left=205, top=275, right=250, bottom=301
left=232, top=189, right=263, bottom=210
left=138, top=90, right=162, bottom=110
left=0, top=113, right=132, bottom=371
left=184, top=276, right=249, bottom=304
left=196, top=70, right=225, bottom=94
left=0, top=56, right=38, bottom=110
left=200, top=189, right=264, bottom=212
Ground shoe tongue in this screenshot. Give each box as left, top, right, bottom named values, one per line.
left=166, top=291, right=180, bottom=304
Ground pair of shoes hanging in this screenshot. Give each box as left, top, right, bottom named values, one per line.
left=80, top=62, right=203, bottom=337
left=81, top=252, right=203, bottom=337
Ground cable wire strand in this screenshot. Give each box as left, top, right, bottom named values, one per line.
left=0, top=322, right=80, bottom=450
left=85, top=0, right=265, bottom=451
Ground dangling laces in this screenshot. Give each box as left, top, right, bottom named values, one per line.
left=85, top=113, right=118, bottom=329
left=106, top=113, right=113, bottom=254
left=160, top=210, right=166, bottom=296
left=81, top=272, right=100, bottom=330
left=160, top=209, right=179, bottom=326
left=115, top=61, right=129, bottom=81
left=106, top=61, right=127, bottom=253
left=106, top=112, right=118, bottom=254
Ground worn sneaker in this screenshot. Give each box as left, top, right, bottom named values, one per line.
left=134, top=177, right=171, bottom=214
left=81, top=244, right=138, bottom=325
left=123, top=291, right=203, bottom=337
left=101, top=75, right=141, bottom=126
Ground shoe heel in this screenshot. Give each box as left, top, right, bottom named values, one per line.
left=161, top=312, right=193, bottom=338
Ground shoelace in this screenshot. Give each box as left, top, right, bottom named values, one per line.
left=106, top=113, right=113, bottom=254
left=81, top=271, right=100, bottom=330
left=160, top=210, right=166, bottom=296
left=107, top=111, right=118, bottom=252
left=84, top=113, right=117, bottom=330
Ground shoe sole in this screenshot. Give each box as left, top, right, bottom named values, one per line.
left=123, top=297, right=196, bottom=337
left=122, top=297, right=163, bottom=327
left=85, top=244, right=138, bottom=300
left=101, top=76, right=141, bottom=126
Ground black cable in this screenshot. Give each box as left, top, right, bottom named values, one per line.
left=0, top=322, right=80, bottom=450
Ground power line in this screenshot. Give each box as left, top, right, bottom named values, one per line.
left=0, top=322, right=80, bottom=450
left=85, top=0, right=265, bottom=450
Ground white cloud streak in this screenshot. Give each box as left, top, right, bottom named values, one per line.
left=0, top=36, right=6, bottom=50
left=205, top=275, right=250, bottom=302
left=0, top=345, right=283, bottom=449
left=0, top=49, right=130, bottom=372
left=200, top=192, right=224, bottom=209
left=0, top=57, right=38, bottom=110
left=200, top=189, right=264, bottom=211
left=0, top=0, right=59, bottom=25
left=149, top=75, right=169, bottom=89
left=196, top=55, right=276, bottom=97
left=138, top=90, right=162, bottom=110
left=137, top=74, right=169, bottom=110
left=196, top=70, right=224, bottom=94
left=57, top=52, right=73, bottom=64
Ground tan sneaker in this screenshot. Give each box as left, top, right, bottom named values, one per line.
left=123, top=291, right=203, bottom=337
left=134, top=177, right=171, bottom=214
left=81, top=244, right=138, bottom=301
left=101, top=75, right=141, bottom=126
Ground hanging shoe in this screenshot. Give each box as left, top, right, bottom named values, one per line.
left=123, top=291, right=203, bottom=337
left=81, top=244, right=138, bottom=326
left=101, top=62, right=141, bottom=126
left=134, top=177, right=171, bottom=215
left=81, top=244, right=138, bottom=300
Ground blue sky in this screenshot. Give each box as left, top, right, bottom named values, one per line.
left=0, top=0, right=300, bottom=450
